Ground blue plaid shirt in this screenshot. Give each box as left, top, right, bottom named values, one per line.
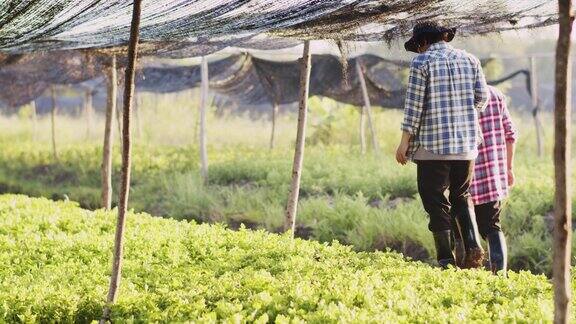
left=401, top=42, right=489, bottom=158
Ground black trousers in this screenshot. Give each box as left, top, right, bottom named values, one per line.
left=416, top=160, right=475, bottom=232
left=475, top=201, right=502, bottom=238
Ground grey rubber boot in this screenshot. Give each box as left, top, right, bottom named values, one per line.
left=486, top=231, right=507, bottom=276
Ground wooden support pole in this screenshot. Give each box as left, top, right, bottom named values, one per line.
left=30, top=100, right=37, bottom=141
left=101, top=55, right=117, bottom=211
left=199, top=57, right=209, bottom=183
left=358, top=101, right=367, bottom=155
left=50, top=86, right=58, bottom=161
left=100, top=0, right=142, bottom=322
left=116, top=94, right=123, bottom=147
left=553, top=1, right=574, bottom=323
left=355, top=60, right=380, bottom=155
left=192, top=90, right=200, bottom=144
left=134, top=92, right=142, bottom=138
left=530, top=57, right=544, bottom=157
left=356, top=62, right=367, bottom=154
left=284, top=40, right=312, bottom=235
left=85, top=89, right=94, bottom=140
left=269, top=101, right=279, bottom=150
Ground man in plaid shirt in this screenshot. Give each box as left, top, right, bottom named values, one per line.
left=453, top=85, right=516, bottom=275
left=396, top=21, right=489, bottom=269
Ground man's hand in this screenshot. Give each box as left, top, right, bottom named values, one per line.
left=396, top=131, right=412, bottom=165
left=396, top=141, right=409, bottom=165
left=507, top=169, right=515, bottom=187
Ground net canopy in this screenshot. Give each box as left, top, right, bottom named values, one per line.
left=1, top=49, right=525, bottom=113
left=137, top=55, right=524, bottom=113
left=0, top=51, right=108, bottom=106
left=0, top=0, right=557, bottom=109
left=0, top=51, right=409, bottom=108
left=139, top=54, right=408, bottom=107
left=0, top=0, right=557, bottom=56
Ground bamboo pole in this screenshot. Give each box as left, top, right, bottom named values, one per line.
left=134, top=92, right=142, bottom=138
left=358, top=103, right=367, bottom=154
left=100, top=0, right=142, bottom=322
left=199, top=57, right=209, bottom=183
left=101, top=55, right=117, bottom=211
left=284, top=40, right=312, bottom=235
left=356, top=62, right=367, bottom=154
left=30, top=100, right=37, bottom=141
left=116, top=94, right=123, bottom=147
left=50, top=86, right=58, bottom=161
left=530, top=57, right=544, bottom=157
left=553, top=1, right=574, bottom=323
left=85, top=89, right=94, bottom=140
left=269, top=101, right=279, bottom=150
left=355, top=60, right=380, bottom=155
left=193, top=90, right=200, bottom=144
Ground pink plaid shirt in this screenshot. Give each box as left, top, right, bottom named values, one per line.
left=470, top=86, right=517, bottom=205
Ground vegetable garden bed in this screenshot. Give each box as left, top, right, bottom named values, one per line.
left=0, top=195, right=566, bottom=322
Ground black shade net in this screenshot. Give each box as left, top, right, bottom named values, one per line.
left=0, top=0, right=558, bottom=110
left=1, top=49, right=529, bottom=113
left=0, top=1, right=557, bottom=55
left=0, top=52, right=410, bottom=108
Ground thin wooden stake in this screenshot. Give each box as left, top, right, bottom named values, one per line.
left=30, top=100, right=37, bottom=141
left=270, top=101, right=279, bottom=150
left=358, top=103, right=367, bottom=154
left=193, top=90, right=200, bottom=144
left=199, top=57, right=209, bottom=183
left=102, top=55, right=117, bottom=211
left=116, top=94, right=123, bottom=147
left=50, top=86, right=58, bottom=161
left=530, top=57, right=544, bottom=157
left=100, top=0, right=142, bottom=322
left=355, top=60, right=380, bottom=155
left=134, top=92, right=142, bottom=138
left=356, top=62, right=367, bottom=154
left=85, top=89, right=94, bottom=140
left=553, top=1, right=574, bottom=323
left=284, top=40, right=312, bottom=235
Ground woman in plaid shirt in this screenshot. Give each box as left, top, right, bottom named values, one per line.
left=453, top=85, right=517, bottom=275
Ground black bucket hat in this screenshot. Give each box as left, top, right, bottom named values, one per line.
left=404, top=21, right=457, bottom=53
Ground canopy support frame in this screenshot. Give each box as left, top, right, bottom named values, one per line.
left=530, top=57, right=544, bottom=157
left=199, top=56, right=209, bottom=183
left=101, top=55, right=117, bottom=210
left=284, top=40, right=312, bottom=236
left=553, top=1, right=574, bottom=323
left=50, top=86, right=58, bottom=161
left=355, top=60, right=379, bottom=155
left=100, top=1, right=142, bottom=321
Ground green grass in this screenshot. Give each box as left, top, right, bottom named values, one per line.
left=0, top=194, right=570, bottom=322
left=0, top=98, right=573, bottom=276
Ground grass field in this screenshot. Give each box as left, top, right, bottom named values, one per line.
left=1, top=194, right=570, bottom=322
left=0, top=94, right=573, bottom=276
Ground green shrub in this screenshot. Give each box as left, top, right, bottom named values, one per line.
left=0, top=194, right=569, bottom=322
